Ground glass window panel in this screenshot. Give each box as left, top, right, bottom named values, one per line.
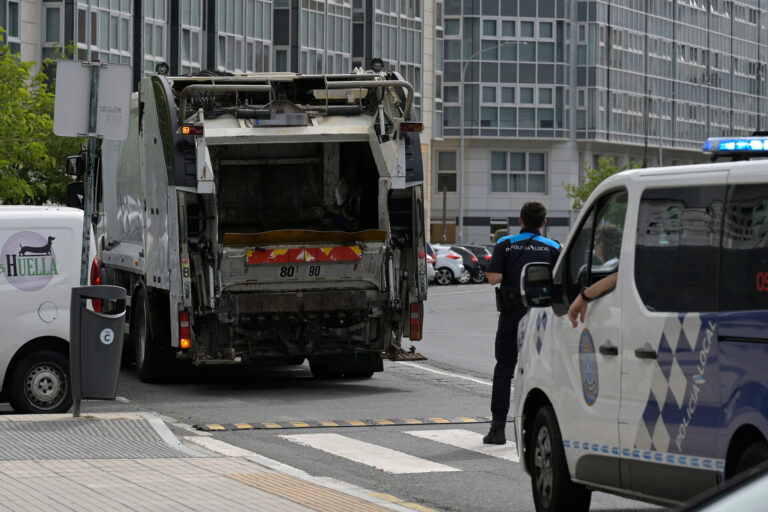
left=539, top=88, right=552, bottom=104
left=192, top=0, right=201, bottom=26
left=183, top=0, right=191, bottom=25
left=502, top=87, right=515, bottom=103
left=445, top=19, right=460, bottom=35
left=438, top=151, right=457, bottom=170
left=502, top=20, right=514, bottom=37
left=481, top=40, right=497, bottom=60
left=500, top=107, right=516, bottom=127
left=110, top=16, right=118, bottom=49
left=521, top=21, right=534, bottom=37
left=46, top=8, right=60, bottom=42
left=318, top=14, right=324, bottom=48
left=491, top=152, right=506, bottom=170
left=520, top=88, right=534, bottom=103
left=444, top=106, right=460, bottom=126
left=155, top=25, right=164, bottom=55
left=500, top=43, right=516, bottom=61
left=481, top=107, right=498, bottom=126
left=276, top=49, right=287, bottom=71
left=539, top=42, right=554, bottom=62
left=191, top=31, right=199, bottom=61
left=491, top=174, right=508, bottom=192
left=309, top=12, right=316, bottom=47
left=99, top=12, right=109, bottom=48
left=445, top=40, right=461, bottom=60
left=236, top=0, right=243, bottom=34
left=519, top=108, right=535, bottom=128
left=483, top=87, right=496, bottom=102
left=264, top=3, right=271, bottom=39
left=519, top=41, right=535, bottom=61
left=540, top=22, right=553, bottom=38
left=529, top=153, right=545, bottom=171
left=145, top=0, right=154, bottom=19
left=510, top=174, right=526, bottom=192
left=218, top=0, right=225, bottom=31
left=227, top=0, right=235, bottom=32
left=483, top=19, right=496, bottom=36
left=445, top=86, right=459, bottom=103
left=528, top=174, right=545, bottom=193
left=509, top=153, right=525, bottom=170
left=182, top=30, right=190, bottom=60
left=145, top=23, right=153, bottom=55
left=343, top=19, right=350, bottom=52
left=78, top=9, right=86, bottom=44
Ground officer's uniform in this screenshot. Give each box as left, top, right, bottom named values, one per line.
left=487, top=227, right=560, bottom=422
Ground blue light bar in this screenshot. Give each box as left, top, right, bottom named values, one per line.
left=702, top=136, right=768, bottom=155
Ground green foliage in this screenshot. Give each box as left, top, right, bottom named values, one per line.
left=0, top=41, right=81, bottom=205
left=563, top=157, right=640, bottom=210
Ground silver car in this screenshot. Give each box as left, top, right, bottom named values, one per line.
left=429, top=243, right=467, bottom=285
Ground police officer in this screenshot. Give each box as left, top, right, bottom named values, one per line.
left=483, top=202, right=560, bottom=444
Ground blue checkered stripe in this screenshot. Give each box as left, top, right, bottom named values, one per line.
left=633, top=313, right=719, bottom=460
left=534, top=311, right=547, bottom=354
left=562, top=440, right=725, bottom=471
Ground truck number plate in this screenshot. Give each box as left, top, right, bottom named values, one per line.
left=278, top=265, right=322, bottom=279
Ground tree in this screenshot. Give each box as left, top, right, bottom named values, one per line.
left=563, top=157, right=640, bottom=210
left=0, top=41, right=81, bottom=205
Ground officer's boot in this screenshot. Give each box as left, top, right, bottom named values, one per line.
left=482, top=420, right=506, bottom=445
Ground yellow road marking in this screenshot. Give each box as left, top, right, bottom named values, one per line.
left=457, top=417, right=478, bottom=423
left=205, top=424, right=226, bottom=431
left=403, top=419, right=423, bottom=424
left=430, top=418, right=450, bottom=424
left=368, top=493, right=440, bottom=512
left=346, top=420, right=367, bottom=426
left=233, top=423, right=254, bottom=430
left=291, top=422, right=311, bottom=428
left=319, top=421, right=339, bottom=427
left=375, top=419, right=395, bottom=425
left=262, top=422, right=283, bottom=429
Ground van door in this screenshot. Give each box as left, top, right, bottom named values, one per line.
left=620, top=182, right=726, bottom=501
left=550, top=188, right=628, bottom=488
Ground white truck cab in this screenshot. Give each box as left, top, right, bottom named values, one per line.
left=515, top=137, right=768, bottom=511
left=0, top=206, right=97, bottom=413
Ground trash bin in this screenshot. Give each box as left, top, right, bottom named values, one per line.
left=69, top=285, right=127, bottom=401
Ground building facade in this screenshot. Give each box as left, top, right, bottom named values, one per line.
left=4, top=0, right=767, bottom=244
left=433, top=0, right=768, bottom=244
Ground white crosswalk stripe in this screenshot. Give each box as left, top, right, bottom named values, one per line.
left=279, top=433, right=462, bottom=474
left=404, top=429, right=519, bottom=462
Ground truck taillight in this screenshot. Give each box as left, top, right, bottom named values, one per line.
left=401, top=122, right=423, bottom=132
left=181, top=125, right=204, bottom=136
left=179, top=311, right=191, bottom=350
left=409, top=303, right=422, bottom=341
left=90, top=257, right=102, bottom=312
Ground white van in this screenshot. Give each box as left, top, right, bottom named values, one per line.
left=514, top=137, right=768, bottom=511
left=0, top=206, right=97, bottom=413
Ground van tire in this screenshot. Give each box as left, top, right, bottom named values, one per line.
left=8, top=350, right=72, bottom=414
left=734, top=441, right=768, bottom=476
left=529, top=405, right=591, bottom=512
left=133, top=288, right=172, bottom=383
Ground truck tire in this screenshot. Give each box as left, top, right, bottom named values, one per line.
left=133, top=287, right=173, bottom=383
left=8, top=350, right=72, bottom=413
left=529, top=405, right=591, bottom=512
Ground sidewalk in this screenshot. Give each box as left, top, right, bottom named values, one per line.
left=0, top=412, right=435, bottom=512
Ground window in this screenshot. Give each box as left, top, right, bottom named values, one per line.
left=635, top=186, right=725, bottom=312
left=721, top=184, right=768, bottom=311
left=564, top=190, right=628, bottom=302
left=437, top=151, right=457, bottom=192
left=489, top=151, right=547, bottom=193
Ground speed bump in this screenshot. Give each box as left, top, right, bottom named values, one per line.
left=195, top=416, right=494, bottom=432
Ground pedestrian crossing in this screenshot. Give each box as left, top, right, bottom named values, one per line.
left=279, top=428, right=519, bottom=474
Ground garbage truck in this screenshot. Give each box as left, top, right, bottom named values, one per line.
left=76, top=69, right=427, bottom=382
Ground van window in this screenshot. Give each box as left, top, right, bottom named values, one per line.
left=564, top=189, right=627, bottom=302
left=635, top=185, right=725, bottom=312
left=721, top=184, right=768, bottom=311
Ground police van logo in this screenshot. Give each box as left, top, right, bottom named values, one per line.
left=579, top=329, right=599, bottom=406
left=0, top=232, right=59, bottom=291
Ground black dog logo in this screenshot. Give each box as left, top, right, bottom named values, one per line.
left=19, top=236, right=55, bottom=256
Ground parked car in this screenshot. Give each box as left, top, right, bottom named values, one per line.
left=428, top=242, right=465, bottom=285
left=448, top=245, right=485, bottom=284
left=458, top=244, right=492, bottom=283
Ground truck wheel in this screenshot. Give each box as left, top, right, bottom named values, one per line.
left=434, top=267, right=454, bottom=286
left=8, top=350, right=72, bottom=413
left=734, top=441, right=768, bottom=476
left=133, top=288, right=172, bottom=383
left=529, top=405, right=591, bottom=512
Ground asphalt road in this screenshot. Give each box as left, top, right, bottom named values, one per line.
left=1, top=282, right=665, bottom=512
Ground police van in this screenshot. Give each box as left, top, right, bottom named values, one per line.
left=514, top=137, right=768, bottom=511
left=0, top=206, right=97, bottom=413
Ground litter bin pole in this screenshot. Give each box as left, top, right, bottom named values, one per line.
left=70, top=285, right=127, bottom=417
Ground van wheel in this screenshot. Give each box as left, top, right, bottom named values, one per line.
left=434, top=267, right=454, bottom=285
left=8, top=350, right=72, bottom=413
left=734, top=441, right=768, bottom=476
left=133, top=288, right=172, bottom=383
left=529, top=405, right=591, bottom=512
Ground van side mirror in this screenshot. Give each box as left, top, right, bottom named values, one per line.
left=521, top=262, right=553, bottom=308
left=66, top=181, right=84, bottom=209
left=66, top=155, right=85, bottom=176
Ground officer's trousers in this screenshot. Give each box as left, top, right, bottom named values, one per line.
left=490, top=306, right=527, bottom=422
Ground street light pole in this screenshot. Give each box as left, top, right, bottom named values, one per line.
left=458, top=41, right=512, bottom=244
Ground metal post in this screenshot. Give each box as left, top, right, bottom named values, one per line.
left=75, top=62, right=100, bottom=417
left=441, top=186, right=447, bottom=243
left=658, top=95, right=663, bottom=167
left=458, top=41, right=512, bottom=245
